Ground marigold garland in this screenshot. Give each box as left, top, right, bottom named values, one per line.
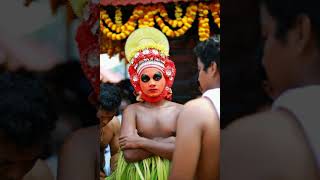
left=138, top=6, right=158, bottom=28
left=155, top=3, right=197, bottom=38
left=100, top=2, right=220, bottom=56
left=210, top=2, right=220, bottom=28
left=198, top=2, right=210, bottom=41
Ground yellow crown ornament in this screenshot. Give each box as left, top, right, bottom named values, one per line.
left=125, top=27, right=170, bottom=62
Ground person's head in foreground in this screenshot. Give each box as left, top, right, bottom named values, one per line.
left=98, top=83, right=121, bottom=126
left=259, top=0, right=320, bottom=98
left=125, top=27, right=176, bottom=103
left=0, top=72, right=56, bottom=180
left=194, top=35, right=220, bottom=93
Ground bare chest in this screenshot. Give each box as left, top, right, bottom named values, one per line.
left=135, top=107, right=179, bottom=138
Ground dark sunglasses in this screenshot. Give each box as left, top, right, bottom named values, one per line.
left=141, top=72, right=163, bottom=83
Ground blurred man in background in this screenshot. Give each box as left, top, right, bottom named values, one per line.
left=221, top=0, right=320, bottom=179
left=58, top=83, right=122, bottom=180
left=0, top=72, right=56, bottom=180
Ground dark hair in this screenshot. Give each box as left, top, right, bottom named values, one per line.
left=117, top=79, right=137, bottom=104
left=193, top=35, right=220, bottom=71
left=100, top=83, right=121, bottom=112
left=45, top=61, right=98, bottom=127
left=0, top=72, right=57, bottom=147
left=259, top=0, right=320, bottom=46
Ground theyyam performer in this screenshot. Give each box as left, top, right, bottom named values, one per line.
left=107, top=27, right=183, bottom=180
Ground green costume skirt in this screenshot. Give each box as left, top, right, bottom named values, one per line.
left=106, top=152, right=170, bottom=180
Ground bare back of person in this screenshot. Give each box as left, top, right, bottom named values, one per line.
left=196, top=98, right=219, bottom=180
left=170, top=98, right=220, bottom=180
left=134, top=100, right=182, bottom=139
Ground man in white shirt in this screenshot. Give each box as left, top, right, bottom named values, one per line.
left=170, top=36, right=220, bottom=180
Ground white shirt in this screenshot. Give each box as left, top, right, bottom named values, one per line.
left=203, top=88, right=220, bottom=119
left=272, top=85, right=320, bottom=170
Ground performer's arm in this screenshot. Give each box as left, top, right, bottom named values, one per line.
left=120, top=105, right=153, bottom=163
left=139, top=137, right=175, bottom=160
left=155, top=136, right=176, bottom=144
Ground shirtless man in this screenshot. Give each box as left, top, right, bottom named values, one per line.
left=221, top=0, right=320, bottom=179
left=0, top=72, right=55, bottom=180
left=98, top=83, right=121, bottom=177
left=58, top=83, right=121, bottom=180
left=169, top=36, right=220, bottom=180
left=107, top=27, right=182, bottom=180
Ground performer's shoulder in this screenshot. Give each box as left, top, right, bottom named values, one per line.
left=123, top=103, right=144, bottom=117
left=168, top=101, right=184, bottom=109
left=125, top=103, right=140, bottom=111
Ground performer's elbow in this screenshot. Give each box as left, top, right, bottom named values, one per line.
left=123, top=151, right=139, bottom=163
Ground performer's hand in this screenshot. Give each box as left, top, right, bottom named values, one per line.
left=119, top=130, right=144, bottom=150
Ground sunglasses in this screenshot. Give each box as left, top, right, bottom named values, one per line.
left=141, top=72, right=163, bottom=83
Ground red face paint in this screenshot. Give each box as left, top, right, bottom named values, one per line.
left=139, top=68, right=166, bottom=98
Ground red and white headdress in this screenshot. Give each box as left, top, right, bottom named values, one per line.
left=125, top=27, right=176, bottom=103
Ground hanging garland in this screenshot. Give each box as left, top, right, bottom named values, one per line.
left=100, top=1, right=220, bottom=56
left=210, top=2, right=220, bottom=28
left=155, top=3, right=197, bottom=38
left=100, top=6, right=143, bottom=41
left=198, top=2, right=210, bottom=41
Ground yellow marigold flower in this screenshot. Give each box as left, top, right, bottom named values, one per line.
left=182, top=17, right=187, bottom=24
left=124, top=30, right=131, bottom=36
left=120, top=33, right=126, bottom=39
left=187, top=17, right=194, bottom=23
left=185, top=23, right=192, bottom=28
left=127, top=26, right=135, bottom=31
left=115, top=34, right=121, bottom=40
left=111, top=24, right=117, bottom=31
left=102, top=14, right=108, bottom=19
left=111, top=34, right=117, bottom=40
left=107, top=33, right=112, bottom=39
left=177, top=28, right=185, bottom=34
left=116, top=27, right=121, bottom=33
left=182, top=26, right=188, bottom=31
left=199, top=32, right=207, bottom=36
left=162, top=26, right=169, bottom=33
left=101, top=28, right=107, bottom=34
left=172, top=21, right=178, bottom=28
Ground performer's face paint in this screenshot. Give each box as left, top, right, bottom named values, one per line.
left=139, top=68, right=166, bottom=98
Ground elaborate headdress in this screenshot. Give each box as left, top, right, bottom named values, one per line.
left=125, top=27, right=176, bottom=103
